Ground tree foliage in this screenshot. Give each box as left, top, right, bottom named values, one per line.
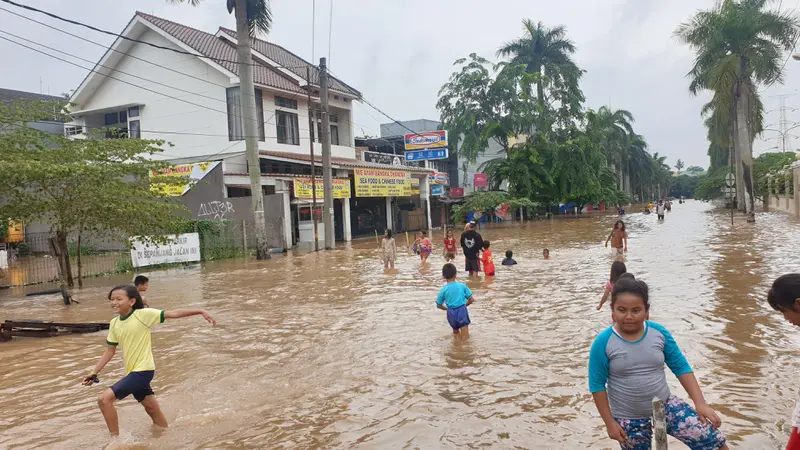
left=438, top=20, right=673, bottom=217
left=450, top=191, right=536, bottom=222
left=0, top=99, right=191, bottom=287
left=677, top=0, right=800, bottom=216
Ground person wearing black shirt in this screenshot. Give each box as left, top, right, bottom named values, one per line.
left=460, top=221, right=484, bottom=275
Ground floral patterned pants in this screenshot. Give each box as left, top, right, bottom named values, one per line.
left=615, top=395, right=726, bottom=450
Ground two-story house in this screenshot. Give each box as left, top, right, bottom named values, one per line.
left=66, top=12, right=431, bottom=248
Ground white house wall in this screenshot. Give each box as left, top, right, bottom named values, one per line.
left=74, top=28, right=234, bottom=160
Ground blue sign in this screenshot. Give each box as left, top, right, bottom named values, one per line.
left=430, top=184, right=444, bottom=196
left=405, top=148, right=448, bottom=161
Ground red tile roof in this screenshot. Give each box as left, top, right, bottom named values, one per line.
left=260, top=151, right=432, bottom=172
left=217, top=28, right=360, bottom=97
left=135, top=12, right=304, bottom=94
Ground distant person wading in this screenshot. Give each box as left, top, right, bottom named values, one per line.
left=460, top=221, right=484, bottom=276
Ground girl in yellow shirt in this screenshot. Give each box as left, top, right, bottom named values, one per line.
left=83, top=284, right=215, bottom=436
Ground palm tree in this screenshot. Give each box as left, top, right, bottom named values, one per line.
left=496, top=20, right=584, bottom=117
left=585, top=107, right=635, bottom=195
left=675, top=159, right=685, bottom=173
left=676, top=0, right=800, bottom=217
left=170, top=0, right=272, bottom=258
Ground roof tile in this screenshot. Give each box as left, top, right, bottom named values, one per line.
left=136, top=12, right=304, bottom=94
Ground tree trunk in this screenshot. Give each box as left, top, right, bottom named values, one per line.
left=76, top=230, right=83, bottom=288
left=734, top=82, right=755, bottom=217
left=537, top=80, right=545, bottom=115
left=49, top=231, right=74, bottom=288
left=235, top=0, right=271, bottom=259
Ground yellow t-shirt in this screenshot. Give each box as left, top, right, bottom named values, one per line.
left=106, top=308, right=165, bottom=375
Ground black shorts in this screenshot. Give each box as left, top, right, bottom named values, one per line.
left=465, top=258, right=480, bottom=273
left=658, top=214, right=665, bottom=220
left=111, top=370, right=155, bottom=402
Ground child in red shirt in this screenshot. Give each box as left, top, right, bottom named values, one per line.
left=443, top=229, right=457, bottom=261
left=481, top=240, right=495, bottom=276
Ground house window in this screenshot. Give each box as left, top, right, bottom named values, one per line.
left=128, top=106, right=139, bottom=117
left=104, top=112, right=119, bottom=125
left=226, top=87, right=265, bottom=142
left=276, top=110, right=300, bottom=145
left=227, top=186, right=251, bottom=197
left=129, top=120, right=141, bottom=139
left=262, top=185, right=276, bottom=195
left=330, top=124, right=339, bottom=145
left=275, top=96, right=297, bottom=109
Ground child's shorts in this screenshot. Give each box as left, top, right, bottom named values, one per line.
left=111, top=370, right=155, bottom=402
left=615, top=395, right=726, bottom=450
left=446, top=305, right=470, bottom=330
left=465, top=258, right=480, bottom=273
left=444, top=252, right=455, bottom=260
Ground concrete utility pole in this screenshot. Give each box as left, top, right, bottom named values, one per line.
left=319, top=57, right=335, bottom=249
left=306, top=67, right=319, bottom=251
left=234, top=0, right=270, bottom=259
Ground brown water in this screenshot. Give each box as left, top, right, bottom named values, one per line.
left=2, top=200, right=800, bottom=449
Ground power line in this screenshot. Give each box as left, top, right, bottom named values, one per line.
left=0, top=0, right=308, bottom=70
left=0, top=5, right=264, bottom=103
left=759, top=0, right=800, bottom=93
left=0, top=33, right=314, bottom=134
left=329, top=68, right=426, bottom=138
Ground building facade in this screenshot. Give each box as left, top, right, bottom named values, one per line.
left=66, top=13, right=431, bottom=247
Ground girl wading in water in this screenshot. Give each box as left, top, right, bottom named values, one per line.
left=83, top=285, right=216, bottom=436
left=605, top=220, right=628, bottom=255
left=381, top=229, right=397, bottom=269
left=588, top=276, right=727, bottom=450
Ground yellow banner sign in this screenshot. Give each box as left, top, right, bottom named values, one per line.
left=294, top=178, right=351, bottom=199
left=150, top=161, right=219, bottom=197
left=354, top=168, right=412, bottom=197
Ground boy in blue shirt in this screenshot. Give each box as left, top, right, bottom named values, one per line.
left=436, top=263, right=475, bottom=340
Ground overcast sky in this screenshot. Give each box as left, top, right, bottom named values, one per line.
left=2, top=0, right=800, bottom=169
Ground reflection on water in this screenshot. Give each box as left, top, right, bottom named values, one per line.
left=2, top=201, right=800, bottom=448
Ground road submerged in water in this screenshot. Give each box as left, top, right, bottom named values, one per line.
left=2, top=200, right=800, bottom=449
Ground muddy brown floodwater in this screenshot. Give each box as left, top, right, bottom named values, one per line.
left=2, top=201, right=800, bottom=449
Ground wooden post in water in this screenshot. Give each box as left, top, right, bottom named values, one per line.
left=242, top=220, right=248, bottom=256
left=652, top=397, right=668, bottom=449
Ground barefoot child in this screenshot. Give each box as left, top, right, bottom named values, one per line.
left=83, top=285, right=216, bottom=436
left=381, top=229, right=397, bottom=269
left=597, top=261, right=627, bottom=310
left=443, top=229, right=457, bottom=262
left=134, top=275, right=149, bottom=308
left=766, top=274, right=800, bottom=450
left=481, top=241, right=495, bottom=276
left=605, top=220, right=628, bottom=255
left=435, top=263, right=474, bottom=340
left=419, top=231, right=432, bottom=262
left=589, top=275, right=727, bottom=450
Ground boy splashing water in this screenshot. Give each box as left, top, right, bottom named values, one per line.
left=435, top=263, right=475, bottom=340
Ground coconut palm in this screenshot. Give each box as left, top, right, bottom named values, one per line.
left=496, top=20, right=584, bottom=116
left=169, top=0, right=272, bottom=258
left=585, top=107, right=635, bottom=194
left=676, top=0, right=800, bottom=217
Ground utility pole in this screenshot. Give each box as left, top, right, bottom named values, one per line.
left=319, top=57, right=335, bottom=249
left=306, top=67, right=319, bottom=251
left=234, top=0, right=270, bottom=259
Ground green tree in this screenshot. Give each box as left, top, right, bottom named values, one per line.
left=496, top=20, right=585, bottom=123
left=585, top=106, right=634, bottom=194
left=675, top=159, right=685, bottom=173
left=450, top=191, right=536, bottom=223
left=676, top=0, right=800, bottom=218
left=170, top=0, right=272, bottom=258
left=754, top=151, right=797, bottom=201
left=0, top=100, right=190, bottom=288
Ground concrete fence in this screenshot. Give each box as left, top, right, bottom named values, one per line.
left=765, top=163, right=800, bottom=217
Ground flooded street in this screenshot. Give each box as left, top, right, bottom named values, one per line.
left=3, top=200, right=800, bottom=449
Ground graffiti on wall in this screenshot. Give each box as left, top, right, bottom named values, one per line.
left=197, top=200, right=234, bottom=220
